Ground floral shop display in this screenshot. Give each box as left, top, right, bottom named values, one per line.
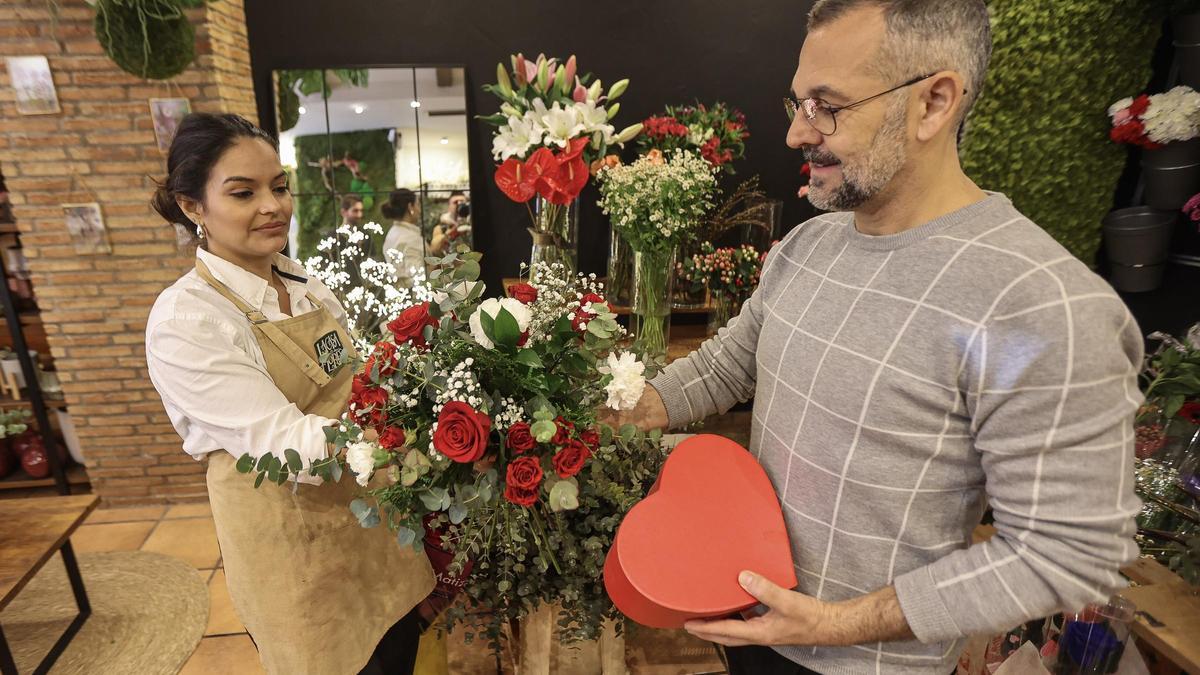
left=1108, top=86, right=1200, bottom=209
left=677, top=241, right=767, bottom=335
left=239, top=252, right=668, bottom=650
left=1132, top=325, right=1200, bottom=585
left=483, top=53, right=643, bottom=277
left=597, top=150, right=718, bottom=361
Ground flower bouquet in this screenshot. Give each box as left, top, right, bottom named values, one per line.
left=302, top=221, right=433, bottom=347
left=597, top=150, right=718, bottom=360
left=677, top=242, right=767, bottom=335
left=637, top=101, right=750, bottom=174
left=1108, top=86, right=1200, bottom=149
left=483, top=53, right=643, bottom=276
left=239, top=251, right=668, bottom=648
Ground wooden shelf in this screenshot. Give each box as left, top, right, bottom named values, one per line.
left=0, top=398, right=67, bottom=410
left=0, top=464, right=89, bottom=491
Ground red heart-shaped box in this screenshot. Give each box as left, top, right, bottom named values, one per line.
left=604, top=434, right=797, bottom=628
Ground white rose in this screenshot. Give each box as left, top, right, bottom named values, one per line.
left=345, top=441, right=377, bottom=487
left=468, top=297, right=532, bottom=349
left=598, top=351, right=646, bottom=411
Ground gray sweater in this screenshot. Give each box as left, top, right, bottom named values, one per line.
left=649, top=193, right=1143, bottom=675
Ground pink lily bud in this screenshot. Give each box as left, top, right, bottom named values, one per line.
left=573, top=78, right=588, bottom=103
left=563, top=55, right=577, bottom=89
left=514, top=53, right=527, bottom=86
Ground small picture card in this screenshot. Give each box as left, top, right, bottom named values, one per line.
left=6, top=56, right=60, bottom=115
left=149, top=97, right=191, bottom=154
left=61, top=202, right=112, bottom=255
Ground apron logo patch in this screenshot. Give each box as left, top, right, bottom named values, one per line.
left=314, top=331, right=347, bottom=375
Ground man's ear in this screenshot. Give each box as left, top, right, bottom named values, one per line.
left=916, top=71, right=967, bottom=143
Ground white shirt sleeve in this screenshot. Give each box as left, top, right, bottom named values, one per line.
left=146, top=315, right=338, bottom=483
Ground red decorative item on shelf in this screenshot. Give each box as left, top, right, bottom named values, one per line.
left=19, top=439, right=49, bottom=479
left=604, top=434, right=797, bottom=628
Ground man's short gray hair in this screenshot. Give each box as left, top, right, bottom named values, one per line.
left=808, top=0, right=991, bottom=125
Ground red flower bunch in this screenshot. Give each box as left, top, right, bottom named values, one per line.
left=494, top=137, right=589, bottom=206
left=569, top=292, right=610, bottom=333
left=433, top=401, right=492, bottom=464
left=387, top=302, right=440, bottom=350
left=678, top=241, right=764, bottom=300
left=1108, top=94, right=1161, bottom=150
left=642, top=115, right=689, bottom=139
left=349, top=374, right=389, bottom=429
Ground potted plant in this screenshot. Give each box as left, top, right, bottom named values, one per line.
left=1108, top=87, right=1200, bottom=209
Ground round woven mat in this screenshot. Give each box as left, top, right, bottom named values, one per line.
left=0, top=550, right=208, bottom=674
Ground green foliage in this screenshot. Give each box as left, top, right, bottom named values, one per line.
left=293, top=128, right=397, bottom=258
left=960, top=0, right=1162, bottom=266
left=94, top=0, right=195, bottom=80
left=0, top=409, right=30, bottom=440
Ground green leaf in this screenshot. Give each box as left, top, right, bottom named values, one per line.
left=456, top=259, right=481, bottom=281
left=329, top=462, right=343, bottom=483
left=274, top=470, right=289, bottom=486
left=531, top=419, right=557, bottom=443
left=427, top=301, right=443, bottom=318
left=493, top=307, right=521, bottom=348
left=253, top=472, right=266, bottom=488
left=397, top=526, right=418, bottom=547
left=516, top=349, right=543, bottom=368
left=497, top=580, right=512, bottom=593
left=1164, top=394, right=1186, bottom=419
left=256, top=454, right=272, bottom=472
left=350, top=499, right=380, bottom=528
left=235, top=453, right=255, bottom=473
left=284, top=448, right=302, bottom=472
left=479, top=310, right=496, bottom=343
left=323, top=426, right=338, bottom=444
left=449, top=503, right=468, bottom=524
left=587, top=320, right=611, bottom=338
left=619, top=424, right=637, bottom=443
left=419, top=490, right=444, bottom=511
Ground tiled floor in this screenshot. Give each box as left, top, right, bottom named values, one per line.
left=73, top=503, right=726, bottom=674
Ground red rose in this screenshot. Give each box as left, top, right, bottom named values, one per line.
left=1179, top=401, right=1200, bottom=425
left=378, top=426, right=407, bottom=450
left=552, top=417, right=575, bottom=446
left=570, top=309, right=590, bottom=333
left=364, top=340, right=398, bottom=378
left=579, top=428, right=600, bottom=451
left=387, top=302, right=439, bottom=349
left=1129, top=94, right=1151, bottom=118
left=552, top=440, right=591, bottom=478
left=508, top=282, right=538, bottom=304
left=356, top=386, right=388, bottom=410
left=504, top=455, right=543, bottom=507
left=579, top=293, right=606, bottom=312
left=350, top=382, right=388, bottom=428
left=506, top=422, right=536, bottom=455
left=433, top=401, right=492, bottom=463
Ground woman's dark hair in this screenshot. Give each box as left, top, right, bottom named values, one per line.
left=380, top=188, right=416, bottom=220
left=151, top=113, right=278, bottom=236
left=340, top=193, right=363, bottom=212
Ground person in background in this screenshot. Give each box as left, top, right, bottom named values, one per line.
left=340, top=193, right=365, bottom=228
left=609, top=1, right=1143, bottom=673
left=146, top=113, right=433, bottom=675
left=429, top=190, right=468, bottom=254
left=381, top=188, right=426, bottom=287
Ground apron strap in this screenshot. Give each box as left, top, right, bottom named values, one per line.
left=195, top=259, right=333, bottom=387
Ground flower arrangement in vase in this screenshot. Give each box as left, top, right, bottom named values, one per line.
left=637, top=101, right=750, bottom=174
left=677, top=241, right=770, bottom=335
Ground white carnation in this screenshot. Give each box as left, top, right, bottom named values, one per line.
left=468, top=297, right=533, bottom=349
left=599, top=351, right=646, bottom=411
left=345, top=441, right=377, bottom=487
left=1143, top=86, right=1200, bottom=144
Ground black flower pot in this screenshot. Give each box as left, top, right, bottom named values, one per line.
left=1142, top=139, right=1200, bottom=210
left=1102, top=207, right=1177, bottom=293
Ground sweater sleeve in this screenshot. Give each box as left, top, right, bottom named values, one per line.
left=894, top=285, right=1144, bottom=642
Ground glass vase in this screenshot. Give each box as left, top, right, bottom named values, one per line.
left=707, top=293, right=743, bottom=337
left=672, top=241, right=708, bottom=309
left=606, top=229, right=633, bottom=307
left=529, top=196, right=579, bottom=281
left=631, top=248, right=676, bottom=363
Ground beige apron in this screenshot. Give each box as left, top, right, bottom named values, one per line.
left=195, top=260, right=435, bottom=675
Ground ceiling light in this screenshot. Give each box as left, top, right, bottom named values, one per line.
left=353, top=104, right=365, bottom=114
left=410, top=100, right=421, bottom=108
left=439, top=137, right=449, bottom=145
left=298, top=105, right=306, bottom=115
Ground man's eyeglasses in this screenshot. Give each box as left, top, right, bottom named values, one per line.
left=785, top=73, right=951, bottom=136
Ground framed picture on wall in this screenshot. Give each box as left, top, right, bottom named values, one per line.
left=6, top=56, right=60, bottom=115
left=149, top=97, right=191, bottom=154
left=61, top=202, right=112, bottom=255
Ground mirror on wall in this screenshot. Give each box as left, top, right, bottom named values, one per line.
left=274, top=66, right=472, bottom=286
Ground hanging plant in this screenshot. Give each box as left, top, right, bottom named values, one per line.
left=94, top=0, right=195, bottom=80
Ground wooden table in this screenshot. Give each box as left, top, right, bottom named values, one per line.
left=1117, top=562, right=1200, bottom=675
left=0, top=494, right=98, bottom=675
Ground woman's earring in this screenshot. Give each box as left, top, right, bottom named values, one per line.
left=194, top=219, right=205, bottom=240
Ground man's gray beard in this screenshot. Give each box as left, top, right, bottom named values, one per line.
left=807, top=102, right=908, bottom=212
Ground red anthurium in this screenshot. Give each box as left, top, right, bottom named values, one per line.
left=544, top=155, right=589, bottom=204
left=561, top=136, right=589, bottom=162
left=495, top=157, right=537, bottom=203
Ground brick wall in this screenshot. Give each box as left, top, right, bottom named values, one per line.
left=1, top=0, right=257, bottom=505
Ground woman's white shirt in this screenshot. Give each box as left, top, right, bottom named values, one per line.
left=145, top=248, right=347, bottom=483
left=382, top=221, right=426, bottom=286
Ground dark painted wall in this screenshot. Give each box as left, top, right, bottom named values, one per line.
left=245, top=0, right=819, bottom=294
